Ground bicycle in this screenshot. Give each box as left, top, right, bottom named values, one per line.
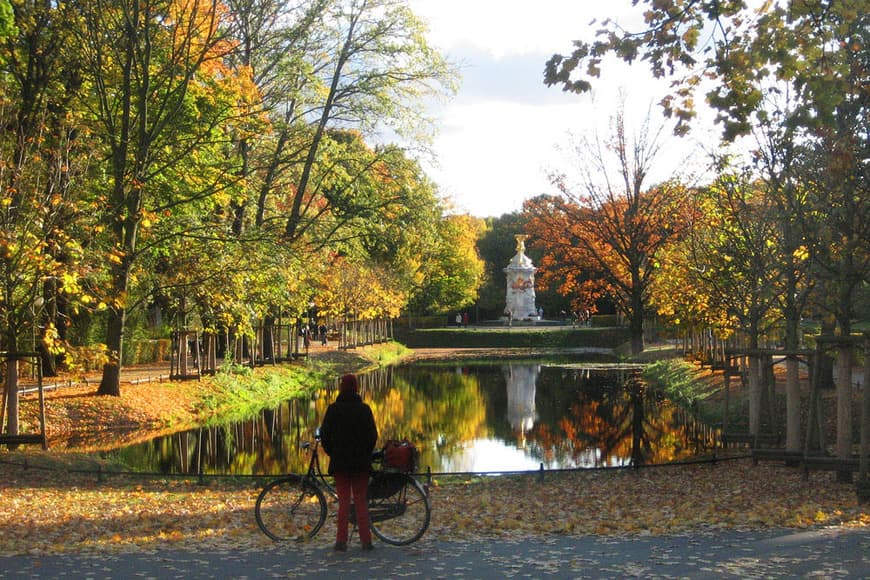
left=255, top=434, right=431, bottom=546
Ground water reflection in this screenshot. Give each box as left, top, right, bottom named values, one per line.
left=504, top=364, right=538, bottom=447
left=106, top=363, right=718, bottom=475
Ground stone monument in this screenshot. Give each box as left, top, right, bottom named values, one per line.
left=504, top=234, right=539, bottom=321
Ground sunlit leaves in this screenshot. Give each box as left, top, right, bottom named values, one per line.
left=546, top=0, right=868, bottom=143
left=527, top=104, right=693, bottom=353
left=409, top=214, right=486, bottom=314
left=0, top=0, right=98, bottom=372
left=0, top=0, right=14, bottom=39
left=2, top=456, right=864, bottom=556
left=315, top=255, right=405, bottom=320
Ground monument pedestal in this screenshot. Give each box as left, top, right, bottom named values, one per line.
left=504, top=235, right=539, bottom=321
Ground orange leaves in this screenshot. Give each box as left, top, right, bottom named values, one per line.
left=0, top=457, right=866, bottom=557
left=18, top=379, right=207, bottom=451
left=427, top=460, right=867, bottom=540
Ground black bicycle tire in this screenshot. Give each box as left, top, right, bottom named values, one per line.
left=255, top=475, right=327, bottom=541
left=369, top=474, right=430, bottom=545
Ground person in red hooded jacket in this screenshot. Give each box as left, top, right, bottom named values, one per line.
left=320, top=373, right=379, bottom=551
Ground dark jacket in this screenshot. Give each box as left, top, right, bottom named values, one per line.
left=320, top=391, right=378, bottom=475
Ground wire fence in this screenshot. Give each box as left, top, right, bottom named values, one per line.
left=0, top=452, right=752, bottom=488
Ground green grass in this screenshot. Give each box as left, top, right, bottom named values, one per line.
left=195, top=343, right=407, bottom=425
left=399, top=326, right=629, bottom=349
left=201, top=365, right=329, bottom=424
left=641, top=359, right=723, bottom=425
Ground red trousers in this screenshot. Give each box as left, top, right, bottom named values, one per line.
left=334, top=471, right=371, bottom=545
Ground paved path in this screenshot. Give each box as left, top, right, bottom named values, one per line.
left=1, top=527, right=867, bottom=579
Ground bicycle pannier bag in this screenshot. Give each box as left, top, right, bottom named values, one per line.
left=384, top=439, right=418, bottom=473
left=369, top=472, right=406, bottom=499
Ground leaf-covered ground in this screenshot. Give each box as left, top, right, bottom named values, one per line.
left=0, top=454, right=867, bottom=557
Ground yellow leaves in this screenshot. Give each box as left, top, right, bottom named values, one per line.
left=0, top=455, right=867, bottom=558
left=792, top=245, right=810, bottom=261
left=424, top=460, right=868, bottom=542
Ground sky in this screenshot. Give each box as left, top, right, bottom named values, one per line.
left=407, top=0, right=722, bottom=218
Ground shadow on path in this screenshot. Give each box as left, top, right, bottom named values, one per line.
left=1, top=527, right=867, bottom=579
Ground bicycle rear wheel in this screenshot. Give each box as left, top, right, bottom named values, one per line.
left=369, top=473, right=430, bottom=545
left=255, top=475, right=327, bottom=541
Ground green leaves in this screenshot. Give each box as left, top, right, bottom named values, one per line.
left=546, top=0, right=868, bottom=143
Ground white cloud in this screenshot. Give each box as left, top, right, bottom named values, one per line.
left=426, top=101, right=571, bottom=216
left=411, top=0, right=643, bottom=59
left=406, top=1, right=720, bottom=217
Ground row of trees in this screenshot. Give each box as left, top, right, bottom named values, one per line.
left=525, top=1, right=867, bottom=458
left=0, top=0, right=486, bottom=440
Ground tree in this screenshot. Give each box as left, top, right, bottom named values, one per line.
left=215, top=0, right=456, bottom=342
left=278, top=0, right=456, bottom=242
left=220, top=0, right=328, bottom=236
left=409, top=214, right=486, bottom=316
left=545, top=0, right=866, bottom=138
left=546, top=0, right=868, bottom=463
left=527, top=107, right=691, bottom=354
left=0, top=0, right=95, bottom=436
left=750, top=107, right=817, bottom=452
left=693, top=174, right=782, bottom=436
left=799, top=127, right=869, bottom=463
left=0, top=0, right=13, bottom=39
left=74, top=0, right=255, bottom=395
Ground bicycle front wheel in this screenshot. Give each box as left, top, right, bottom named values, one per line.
left=255, top=475, right=327, bottom=542
left=369, top=474, right=430, bottom=545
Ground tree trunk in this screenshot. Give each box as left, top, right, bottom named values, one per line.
left=179, top=333, right=189, bottom=376
left=747, top=331, right=762, bottom=436
left=783, top=298, right=802, bottom=452
left=785, top=356, right=801, bottom=451
left=97, top=307, right=124, bottom=396
left=629, top=289, right=644, bottom=355
left=858, top=334, right=869, bottom=503
left=262, top=315, right=276, bottom=362
left=835, top=343, right=853, bottom=459
left=4, top=354, right=19, bottom=441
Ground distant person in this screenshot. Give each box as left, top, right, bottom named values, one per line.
left=320, top=374, right=378, bottom=551
left=455, top=313, right=462, bottom=327
left=319, top=323, right=328, bottom=346
left=462, top=312, right=469, bottom=328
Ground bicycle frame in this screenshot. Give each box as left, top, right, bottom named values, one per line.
left=301, top=437, right=418, bottom=523
left=256, top=434, right=431, bottom=545
left=299, top=438, right=336, bottom=499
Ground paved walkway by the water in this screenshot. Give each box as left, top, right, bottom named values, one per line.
left=0, top=527, right=868, bottom=579
left=20, top=342, right=345, bottom=393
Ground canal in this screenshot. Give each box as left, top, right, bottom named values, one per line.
left=104, top=361, right=718, bottom=475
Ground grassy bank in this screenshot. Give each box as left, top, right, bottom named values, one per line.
left=398, top=326, right=629, bottom=349
left=13, top=342, right=410, bottom=456
left=199, top=341, right=411, bottom=424
left=641, top=359, right=725, bottom=426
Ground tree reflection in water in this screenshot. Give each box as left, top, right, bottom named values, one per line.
left=108, top=363, right=718, bottom=475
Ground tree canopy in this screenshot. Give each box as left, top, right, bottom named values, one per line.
left=0, top=0, right=479, bottom=424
